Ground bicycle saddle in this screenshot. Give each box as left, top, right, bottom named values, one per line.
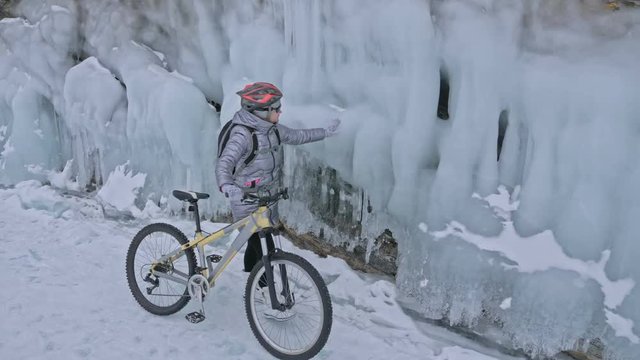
left=172, top=190, right=210, bottom=202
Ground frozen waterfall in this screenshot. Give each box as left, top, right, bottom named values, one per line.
left=1, top=0, right=639, bottom=358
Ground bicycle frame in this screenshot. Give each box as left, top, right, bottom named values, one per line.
left=150, top=205, right=273, bottom=288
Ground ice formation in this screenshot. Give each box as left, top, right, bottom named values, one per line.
left=1, top=0, right=639, bottom=357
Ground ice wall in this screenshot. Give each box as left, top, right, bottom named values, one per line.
left=0, top=1, right=76, bottom=183
left=1, top=0, right=640, bottom=358
left=3, top=0, right=221, bottom=212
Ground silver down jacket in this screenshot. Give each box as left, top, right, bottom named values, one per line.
left=215, top=109, right=326, bottom=221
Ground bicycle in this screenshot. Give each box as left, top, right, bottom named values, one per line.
left=125, top=188, right=333, bottom=359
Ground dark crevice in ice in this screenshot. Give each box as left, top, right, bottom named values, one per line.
left=497, top=109, right=509, bottom=161
left=437, top=68, right=450, bottom=120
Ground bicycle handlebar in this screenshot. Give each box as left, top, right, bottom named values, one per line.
left=242, top=187, right=289, bottom=206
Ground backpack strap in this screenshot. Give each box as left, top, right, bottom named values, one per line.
left=242, top=126, right=259, bottom=166
left=217, top=120, right=235, bottom=158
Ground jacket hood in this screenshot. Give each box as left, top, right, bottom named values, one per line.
left=232, top=109, right=273, bottom=132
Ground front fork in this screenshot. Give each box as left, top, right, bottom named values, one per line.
left=259, top=231, right=294, bottom=311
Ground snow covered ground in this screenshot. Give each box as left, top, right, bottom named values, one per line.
left=0, top=181, right=526, bottom=360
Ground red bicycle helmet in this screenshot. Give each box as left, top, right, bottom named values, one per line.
left=237, top=82, right=283, bottom=111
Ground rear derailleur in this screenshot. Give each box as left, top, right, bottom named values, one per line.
left=143, top=273, right=159, bottom=295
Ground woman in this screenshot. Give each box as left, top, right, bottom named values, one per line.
left=215, top=82, right=340, bottom=272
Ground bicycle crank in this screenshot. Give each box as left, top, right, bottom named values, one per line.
left=185, top=274, right=210, bottom=324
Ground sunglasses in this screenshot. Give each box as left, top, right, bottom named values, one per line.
left=257, top=105, right=281, bottom=113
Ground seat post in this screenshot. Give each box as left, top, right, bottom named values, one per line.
left=191, top=201, right=202, bottom=233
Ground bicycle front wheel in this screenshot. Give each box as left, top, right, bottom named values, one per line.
left=126, top=223, right=196, bottom=315
left=245, top=252, right=333, bottom=359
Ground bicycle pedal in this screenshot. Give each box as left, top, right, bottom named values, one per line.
left=207, top=254, right=222, bottom=263
left=185, top=311, right=206, bottom=324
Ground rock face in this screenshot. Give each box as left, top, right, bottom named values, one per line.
left=368, top=229, right=398, bottom=276
left=0, top=2, right=11, bottom=19
left=278, top=224, right=394, bottom=276
left=606, top=1, right=640, bottom=11
left=567, top=338, right=605, bottom=360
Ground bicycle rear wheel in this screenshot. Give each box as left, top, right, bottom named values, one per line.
left=245, top=251, right=332, bottom=359
left=126, top=223, right=196, bottom=315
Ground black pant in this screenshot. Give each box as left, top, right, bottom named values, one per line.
left=244, top=232, right=275, bottom=272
